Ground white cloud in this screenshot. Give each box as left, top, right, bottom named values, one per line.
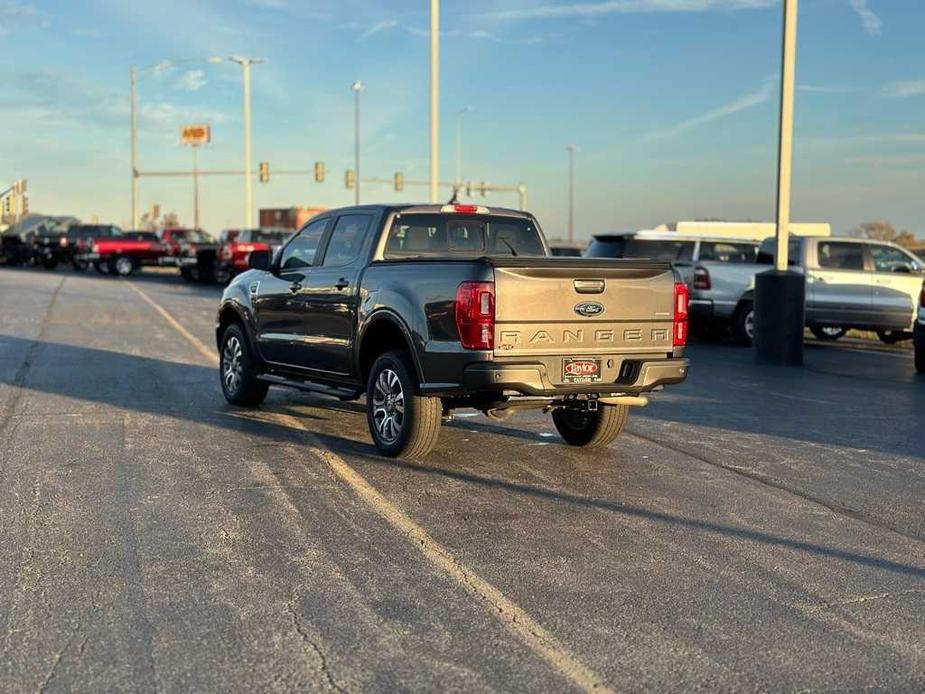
left=0, top=1, right=48, bottom=34
left=174, top=69, right=207, bottom=92
left=847, top=0, right=881, bottom=36
left=490, top=0, right=775, bottom=20
left=798, top=84, right=856, bottom=94
left=644, top=76, right=776, bottom=141
left=882, top=80, right=925, bottom=99
left=359, top=19, right=399, bottom=40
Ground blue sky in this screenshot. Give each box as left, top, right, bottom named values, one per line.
left=1, top=0, right=923, bottom=238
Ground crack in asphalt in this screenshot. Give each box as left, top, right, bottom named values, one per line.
left=626, top=428, right=925, bottom=547
left=805, top=588, right=925, bottom=613
left=286, top=599, right=348, bottom=693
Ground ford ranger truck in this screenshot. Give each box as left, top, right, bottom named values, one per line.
left=216, top=204, right=690, bottom=459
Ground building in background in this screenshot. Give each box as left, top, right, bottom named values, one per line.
left=259, top=207, right=327, bottom=230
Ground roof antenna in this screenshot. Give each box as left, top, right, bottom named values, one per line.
left=447, top=186, right=459, bottom=205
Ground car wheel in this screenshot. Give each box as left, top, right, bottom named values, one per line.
left=876, top=330, right=910, bottom=345
left=732, top=301, right=754, bottom=347
left=914, top=323, right=925, bottom=373
left=72, top=258, right=88, bottom=272
left=41, top=256, right=58, bottom=270
left=113, top=255, right=135, bottom=277
left=367, top=351, right=441, bottom=459
left=810, top=325, right=847, bottom=341
left=94, top=260, right=111, bottom=274
left=220, top=324, right=269, bottom=407
left=552, top=403, right=629, bottom=448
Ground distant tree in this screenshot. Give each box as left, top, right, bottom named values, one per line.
left=162, top=212, right=180, bottom=228
left=137, top=210, right=181, bottom=231
left=850, top=221, right=921, bottom=249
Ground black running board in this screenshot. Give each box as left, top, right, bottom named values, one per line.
left=257, top=374, right=361, bottom=401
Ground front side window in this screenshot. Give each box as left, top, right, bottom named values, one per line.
left=323, top=215, right=372, bottom=266
left=818, top=242, right=864, bottom=271
left=870, top=244, right=923, bottom=273
left=280, top=218, right=327, bottom=270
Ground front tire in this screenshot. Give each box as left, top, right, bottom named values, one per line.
left=94, top=260, right=111, bottom=274
left=220, top=324, right=269, bottom=407
left=367, top=351, right=441, bottom=459
left=732, top=301, right=754, bottom=347
left=810, top=325, right=846, bottom=341
left=552, top=404, right=629, bottom=448
left=113, top=255, right=135, bottom=277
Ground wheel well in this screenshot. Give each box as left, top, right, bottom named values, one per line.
left=216, top=305, right=243, bottom=348
left=359, top=318, right=417, bottom=385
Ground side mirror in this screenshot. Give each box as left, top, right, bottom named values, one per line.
left=248, top=249, right=271, bottom=271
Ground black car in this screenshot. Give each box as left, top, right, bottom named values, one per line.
left=66, top=224, right=123, bottom=270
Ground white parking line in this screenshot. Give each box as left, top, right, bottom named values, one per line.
left=129, top=281, right=613, bottom=693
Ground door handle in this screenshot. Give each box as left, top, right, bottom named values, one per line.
left=289, top=281, right=302, bottom=294
left=335, top=278, right=350, bottom=291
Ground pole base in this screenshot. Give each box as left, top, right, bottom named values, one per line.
left=753, top=269, right=805, bottom=366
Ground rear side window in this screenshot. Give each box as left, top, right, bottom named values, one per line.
left=698, top=242, right=757, bottom=263
left=757, top=238, right=801, bottom=265
left=383, top=215, right=544, bottom=258
left=817, top=242, right=864, bottom=271
left=323, top=215, right=372, bottom=266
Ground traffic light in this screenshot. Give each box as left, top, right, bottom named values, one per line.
left=345, top=169, right=355, bottom=190
left=259, top=162, right=270, bottom=183
left=314, top=161, right=325, bottom=183
left=394, top=172, right=404, bottom=192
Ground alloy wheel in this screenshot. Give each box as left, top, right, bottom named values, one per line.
left=372, top=368, right=405, bottom=444
left=745, top=310, right=755, bottom=340
left=222, top=336, right=244, bottom=394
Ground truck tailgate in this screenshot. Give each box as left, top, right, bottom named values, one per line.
left=491, top=258, right=676, bottom=357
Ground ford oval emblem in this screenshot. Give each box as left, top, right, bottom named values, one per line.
left=574, top=301, right=605, bottom=318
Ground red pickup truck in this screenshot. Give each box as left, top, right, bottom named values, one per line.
left=215, top=228, right=290, bottom=282
left=76, top=232, right=166, bottom=276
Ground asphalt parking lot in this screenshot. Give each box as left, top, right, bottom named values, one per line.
left=1, top=267, right=923, bottom=692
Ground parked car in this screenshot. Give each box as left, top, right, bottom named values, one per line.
left=708, top=236, right=925, bottom=345
left=75, top=232, right=167, bottom=276
left=66, top=224, right=124, bottom=270
left=216, top=203, right=690, bottom=458
left=214, top=227, right=292, bottom=283
left=585, top=231, right=759, bottom=337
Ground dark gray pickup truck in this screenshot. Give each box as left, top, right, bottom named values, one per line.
left=216, top=204, right=689, bottom=458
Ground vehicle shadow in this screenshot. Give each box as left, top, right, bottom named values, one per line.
left=2, top=334, right=923, bottom=581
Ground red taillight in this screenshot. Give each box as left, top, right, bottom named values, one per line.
left=455, top=281, right=495, bottom=350
left=673, top=281, right=689, bottom=347
left=692, top=266, right=711, bottom=290
left=59, top=237, right=69, bottom=248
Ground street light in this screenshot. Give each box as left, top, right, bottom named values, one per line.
left=353, top=80, right=363, bottom=206
left=210, top=56, right=265, bottom=229
left=429, top=0, right=440, bottom=203
left=567, top=144, right=577, bottom=242
left=455, top=106, right=472, bottom=189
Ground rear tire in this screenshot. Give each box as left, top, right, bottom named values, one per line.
left=366, top=351, right=441, bottom=459
left=552, top=404, right=629, bottom=448
left=914, top=323, right=925, bottom=374
left=220, top=324, right=269, bottom=407
left=876, top=329, right=909, bottom=345
left=810, top=325, right=846, bottom=341
left=94, top=260, right=111, bottom=274
left=732, top=301, right=754, bottom=347
left=113, top=255, right=135, bottom=277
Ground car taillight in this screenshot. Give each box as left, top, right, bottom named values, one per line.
left=455, top=281, right=495, bottom=350
left=693, top=266, right=711, bottom=290
left=59, top=237, right=69, bottom=248
left=237, top=244, right=256, bottom=253
left=91, top=243, right=99, bottom=253
left=673, top=281, right=689, bottom=347
left=440, top=204, right=489, bottom=214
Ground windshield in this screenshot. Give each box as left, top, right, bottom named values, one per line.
left=384, top=214, right=545, bottom=259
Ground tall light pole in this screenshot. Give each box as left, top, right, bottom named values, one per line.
left=754, top=0, right=804, bottom=366
left=211, top=56, right=265, bottom=229
left=353, top=80, right=363, bottom=206
left=429, top=0, right=440, bottom=203
left=455, top=106, right=471, bottom=188
left=130, top=66, right=138, bottom=229
left=567, top=144, right=576, bottom=242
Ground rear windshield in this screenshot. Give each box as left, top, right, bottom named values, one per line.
left=586, top=237, right=694, bottom=261
left=698, top=241, right=757, bottom=263
left=384, top=214, right=545, bottom=259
